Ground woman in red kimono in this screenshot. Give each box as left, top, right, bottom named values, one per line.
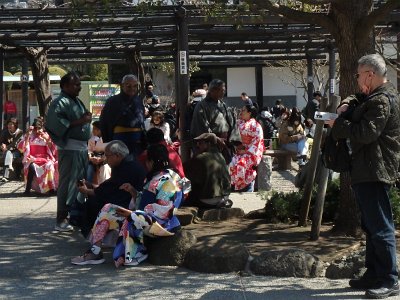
left=229, top=104, right=264, bottom=192
left=19, top=117, right=58, bottom=195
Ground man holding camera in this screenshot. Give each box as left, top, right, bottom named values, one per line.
left=46, top=72, right=92, bottom=232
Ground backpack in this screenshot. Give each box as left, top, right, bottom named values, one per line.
left=322, top=91, right=395, bottom=172
left=322, top=134, right=352, bottom=172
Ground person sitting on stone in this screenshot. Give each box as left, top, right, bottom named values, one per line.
left=18, top=117, right=58, bottom=195
left=183, top=133, right=232, bottom=208
left=137, top=127, right=185, bottom=178
left=278, top=107, right=309, bottom=166
left=74, top=140, right=146, bottom=238
left=71, top=144, right=187, bottom=267
left=229, top=105, right=264, bottom=192
left=0, top=117, right=23, bottom=182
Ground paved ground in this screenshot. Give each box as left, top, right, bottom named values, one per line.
left=0, top=173, right=378, bottom=300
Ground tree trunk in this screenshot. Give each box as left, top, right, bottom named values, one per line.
left=23, top=47, right=52, bottom=117
left=126, top=50, right=145, bottom=95
left=332, top=172, right=362, bottom=236
left=328, top=1, right=374, bottom=236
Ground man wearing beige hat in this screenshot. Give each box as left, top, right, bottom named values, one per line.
left=183, top=132, right=232, bottom=208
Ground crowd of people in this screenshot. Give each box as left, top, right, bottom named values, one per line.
left=1, top=53, right=400, bottom=299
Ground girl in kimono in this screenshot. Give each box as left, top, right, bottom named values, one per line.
left=229, top=105, right=264, bottom=192
left=71, top=143, right=188, bottom=267
left=19, top=117, right=58, bottom=195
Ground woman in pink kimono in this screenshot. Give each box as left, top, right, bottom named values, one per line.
left=229, top=104, right=264, bottom=192
left=19, top=117, right=58, bottom=195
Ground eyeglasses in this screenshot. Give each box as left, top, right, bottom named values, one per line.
left=355, top=70, right=374, bottom=79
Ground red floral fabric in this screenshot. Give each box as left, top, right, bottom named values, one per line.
left=229, top=118, right=264, bottom=190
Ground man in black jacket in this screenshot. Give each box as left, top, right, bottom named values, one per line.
left=77, top=140, right=146, bottom=238
left=331, top=54, right=400, bottom=299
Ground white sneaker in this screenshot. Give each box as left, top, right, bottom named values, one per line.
left=55, top=220, right=74, bottom=232
left=124, top=253, right=148, bottom=266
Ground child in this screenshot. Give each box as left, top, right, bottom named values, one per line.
left=87, top=121, right=110, bottom=184
left=144, top=110, right=171, bottom=144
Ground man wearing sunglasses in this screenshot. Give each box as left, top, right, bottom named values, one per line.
left=330, top=54, right=400, bottom=299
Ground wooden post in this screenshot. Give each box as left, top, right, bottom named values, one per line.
left=310, top=46, right=339, bottom=240
left=398, top=33, right=400, bottom=92
left=306, top=54, right=314, bottom=102
left=21, top=58, right=29, bottom=132
left=176, top=6, right=190, bottom=162
left=255, top=65, right=263, bottom=109
left=298, top=98, right=327, bottom=226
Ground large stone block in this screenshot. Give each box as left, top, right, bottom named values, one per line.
left=184, top=243, right=249, bottom=273
left=198, top=207, right=245, bottom=221
left=250, top=248, right=324, bottom=278
left=176, top=206, right=199, bottom=226
left=325, top=248, right=400, bottom=279
left=257, top=155, right=272, bottom=191
left=145, top=229, right=197, bottom=266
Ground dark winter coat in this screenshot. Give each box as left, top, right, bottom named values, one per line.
left=332, top=82, right=400, bottom=185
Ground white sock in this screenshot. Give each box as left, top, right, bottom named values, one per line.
left=91, top=245, right=101, bottom=255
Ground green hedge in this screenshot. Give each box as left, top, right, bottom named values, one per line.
left=263, top=180, right=400, bottom=226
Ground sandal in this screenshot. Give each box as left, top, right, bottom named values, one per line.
left=216, top=198, right=233, bottom=209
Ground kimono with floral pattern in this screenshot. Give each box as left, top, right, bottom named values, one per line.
left=229, top=118, right=264, bottom=190
left=89, top=169, right=186, bottom=267
left=18, top=130, right=58, bottom=193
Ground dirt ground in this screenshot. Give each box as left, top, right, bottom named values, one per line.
left=184, top=218, right=366, bottom=263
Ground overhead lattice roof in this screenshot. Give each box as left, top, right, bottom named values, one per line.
left=0, top=4, right=398, bottom=64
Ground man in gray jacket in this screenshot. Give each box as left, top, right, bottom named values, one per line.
left=331, top=54, right=400, bottom=299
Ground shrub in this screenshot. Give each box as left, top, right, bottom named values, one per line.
left=264, top=190, right=302, bottom=223
left=263, top=179, right=340, bottom=224
left=263, top=180, right=400, bottom=227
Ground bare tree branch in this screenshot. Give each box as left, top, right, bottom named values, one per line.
left=249, top=0, right=339, bottom=37
left=360, top=0, right=400, bottom=32
left=375, top=29, right=400, bottom=78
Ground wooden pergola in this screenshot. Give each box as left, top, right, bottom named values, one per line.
left=0, top=3, right=398, bottom=155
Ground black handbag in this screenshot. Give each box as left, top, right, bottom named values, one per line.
left=322, top=133, right=352, bottom=172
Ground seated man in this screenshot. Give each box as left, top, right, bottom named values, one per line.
left=137, top=127, right=185, bottom=178
left=183, top=133, right=231, bottom=208
left=75, top=140, right=146, bottom=238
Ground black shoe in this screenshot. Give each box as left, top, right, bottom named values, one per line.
left=365, top=282, right=400, bottom=299
left=349, top=276, right=377, bottom=289
left=22, top=190, right=31, bottom=196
